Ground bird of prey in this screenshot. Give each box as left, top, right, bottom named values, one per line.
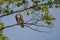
left=15, top=14, right=24, bottom=28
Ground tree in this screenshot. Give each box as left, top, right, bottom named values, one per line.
left=0, top=0, right=60, bottom=40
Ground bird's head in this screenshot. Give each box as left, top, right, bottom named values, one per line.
left=16, top=14, right=21, bottom=18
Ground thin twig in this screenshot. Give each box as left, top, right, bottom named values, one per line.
left=25, top=25, right=52, bottom=33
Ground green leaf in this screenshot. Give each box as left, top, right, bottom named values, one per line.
left=4, top=9, right=10, bottom=15
left=32, top=0, right=40, bottom=4
left=25, top=10, right=30, bottom=15
left=0, top=22, right=4, bottom=29
left=55, top=6, right=60, bottom=8
left=48, top=0, right=53, bottom=4
left=54, top=0, right=60, bottom=4
left=0, top=7, right=2, bottom=14
left=6, top=5, right=9, bottom=9
left=22, top=0, right=26, bottom=4
left=17, top=1, right=22, bottom=7
left=34, top=1, right=38, bottom=4
left=0, top=1, right=3, bottom=6
left=3, top=36, right=9, bottom=40
left=45, top=20, right=52, bottom=25
left=0, top=36, right=2, bottom=40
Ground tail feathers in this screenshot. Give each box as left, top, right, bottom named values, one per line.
left=20, top=23, right=24, bottom=28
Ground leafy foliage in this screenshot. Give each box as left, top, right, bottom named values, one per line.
left=42, top=13, right=55, bottom=25
left=0, top=22, right=9, bottom=40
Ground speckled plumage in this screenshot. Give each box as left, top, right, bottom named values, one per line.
left=15, top=14, right=24, bottom=28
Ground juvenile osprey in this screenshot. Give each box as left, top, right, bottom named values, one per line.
left=15, top=14, right=24, bottom=28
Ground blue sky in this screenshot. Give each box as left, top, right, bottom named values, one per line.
left=0, top=0, right=60, bottom=40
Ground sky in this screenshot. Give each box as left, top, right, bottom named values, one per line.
left=0, top=0, right=60, bottom=40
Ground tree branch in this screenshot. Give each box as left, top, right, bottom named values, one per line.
left=0, top=4, right=40, bottom=18
left=0, top=22, right=53, bottom=31
left=0, top=1, right=59, bottom=18
left=0, top=2, right=54, bottom=18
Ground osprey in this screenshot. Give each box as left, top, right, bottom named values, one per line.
left=15, top=14, right=24, bottom=28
